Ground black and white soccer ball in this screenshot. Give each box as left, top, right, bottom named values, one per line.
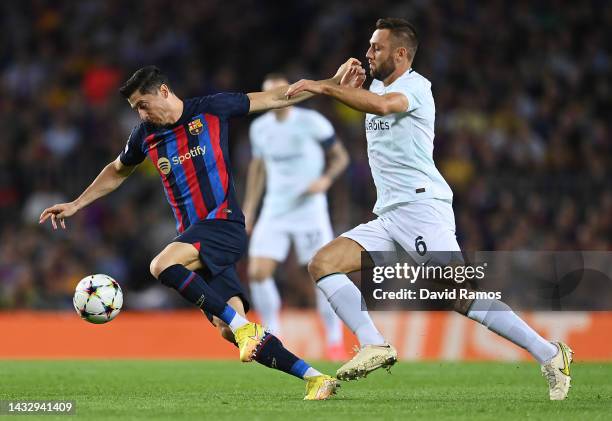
left=73, top=274, right=123, bottom=324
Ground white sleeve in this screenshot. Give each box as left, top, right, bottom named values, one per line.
left=309, top=111, right=335, bottom=143
left=249, top=122, right=263, bottom=158
left=388, top=79, right=422, bottom=113
left=404, top=86, right=422, bottom=112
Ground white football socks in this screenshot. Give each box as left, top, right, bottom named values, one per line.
left=467, top=299, right=558, bottom=363
left=316, top=288, right=344, bottom=347
left=303, top=367, right=323, bottom=378
left=228, top=312, right=249, bottom=332
left=317, top=273, right=385, bottom=346
left=250, top=277, right=282, bottom=335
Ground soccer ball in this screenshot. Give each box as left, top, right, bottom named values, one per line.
left=73, top=274, right=123, bottom=324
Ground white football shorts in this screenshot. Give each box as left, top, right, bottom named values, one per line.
left=341, top=199, right=462, bottom=265
left=249, top=211, right=334, bottom=265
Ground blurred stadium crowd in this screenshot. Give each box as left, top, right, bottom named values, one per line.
left=1, top=0, right=610, bottom=309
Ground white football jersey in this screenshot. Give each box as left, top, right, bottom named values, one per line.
left=249, top=107, right=335, bottom=219
left=366, top=68, right=453, bottom=215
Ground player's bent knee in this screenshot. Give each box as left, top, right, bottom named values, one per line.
left=149, top=255, right=165, bottom=279
left=149, top=253, right=178, bottom=280
left=248, top=266, right=267, bottom=282
left=308, top=250, right=336, bottom=281
left=150, top=243, right=200, bottom=279
left=248, top=258, right=276, bottom=282
left=309, top=237, right=364, bottom=280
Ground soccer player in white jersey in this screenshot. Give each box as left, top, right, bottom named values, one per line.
left=287, top=18, right=573, bottom=400
left=243, top=74, right=349, bottom=360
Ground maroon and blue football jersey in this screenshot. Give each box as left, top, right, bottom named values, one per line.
left=120, top=93, right=249, bottom=233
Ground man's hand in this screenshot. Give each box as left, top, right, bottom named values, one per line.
left=332, top=57, right=362, bottom=84
left=305, top=175, right=332, bottom=195
left=287, top=58, right=366, bottom=98
left=286, top=79, right=324, bottom=98
left=39, top=202, right=79, bottom=230
left=341, top=64, right=366, bottom=89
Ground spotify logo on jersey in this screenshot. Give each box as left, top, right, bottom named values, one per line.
left=172, top=145, right=205, bottom=165
left=157, top=157, right=171, bottom=175
left=157, top=146, right=206, bottom=175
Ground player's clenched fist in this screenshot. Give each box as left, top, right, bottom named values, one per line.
left=333, top=57, right=362, bottom=82
left=340, top=64, right=366, bottom=89
left=39, top=202, right=78, bottom=230
left=287, top=58, right=365, bottom=98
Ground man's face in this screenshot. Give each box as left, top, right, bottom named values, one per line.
left=366, top=29, right=396, bottom=80
left=128, top=86, right=170, bottom=126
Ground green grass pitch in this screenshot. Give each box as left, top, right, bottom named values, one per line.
left=1, top=361, right=611, bottom=420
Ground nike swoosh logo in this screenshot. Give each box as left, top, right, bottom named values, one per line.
left=150, top=140, right=162, bottom=149
left=248, top=325, right=260, bottom=340
left=558, top=343, right=571, bottom=376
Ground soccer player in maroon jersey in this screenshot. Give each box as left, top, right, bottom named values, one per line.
left=40, top=60, right=365, bottom=400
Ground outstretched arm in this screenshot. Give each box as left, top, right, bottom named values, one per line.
left=247, top=58, right=363, bottom=114
left=39, top=157, right=137, bottom=229
left=286, top=79, right=408, bottom=116
left=247, top=83, right=328, bottom=114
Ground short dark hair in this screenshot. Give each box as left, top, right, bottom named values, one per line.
left=119, top=65, right=171, bottom=98
left=375, top=18, right=419, bottom=60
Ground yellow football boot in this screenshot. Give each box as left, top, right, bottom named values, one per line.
left=234, top=322, right=267, bottom=362
left=304, top=375, right=339, bottom=400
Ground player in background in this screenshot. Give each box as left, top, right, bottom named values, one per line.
left=243, top=73, right=349, bottom=360
left=39, top=61, right=362, bottom=400
left=287, top=18, right=573, bottom=400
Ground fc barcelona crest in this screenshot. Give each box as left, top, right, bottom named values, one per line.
left=188, top=118, right=204, bottom=135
